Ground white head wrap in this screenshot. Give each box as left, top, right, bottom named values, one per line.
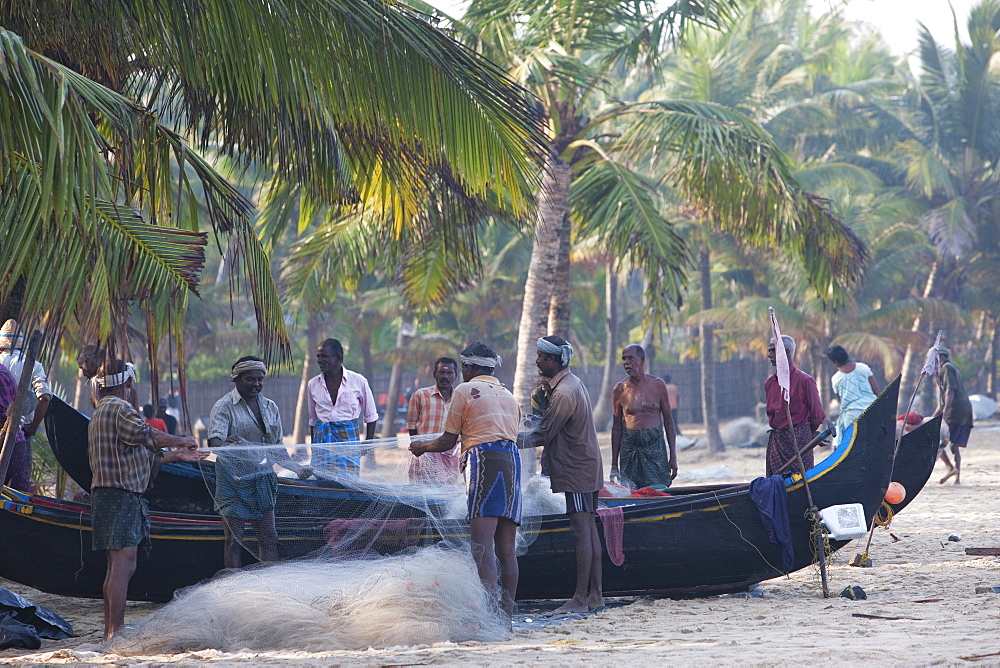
left=231, top=359, right=267, bottom=380
left=537, top=337, right=574, bottom=366
left=460, top=354, right=501, bottom=369
left=0, top=319, right=23, bottom=349
left=95, top=362, right=136, bottom=388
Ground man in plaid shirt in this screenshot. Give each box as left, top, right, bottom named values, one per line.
left=406, top=357, right=459, bottom=484
left=88, top=359, right=207, bottom=640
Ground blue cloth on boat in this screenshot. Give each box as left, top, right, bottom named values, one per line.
left=314, top=419, right=361, bottom=472
left=748, top=475, right=794, bottom=573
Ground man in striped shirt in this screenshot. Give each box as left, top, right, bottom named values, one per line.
left=406, top=356, right=459, bottom=484
left=88, top=359, right=208, bottom=640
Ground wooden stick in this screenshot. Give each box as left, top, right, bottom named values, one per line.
left=0, top=330, right=43, bottom=487
left=965, top=548, right=1000, bottom=556
left=775, top=422, right=835, bottom=475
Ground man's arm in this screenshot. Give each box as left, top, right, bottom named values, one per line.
left=22, top=393, right=51, bottom=437
left=806, top=377, right=825, bottom=432
left=528, top=389, right=573, bottom=449
left=610, top=384, right=624, bottom=482
left=365, top=421, right=377, bottom=440
left=410, top=430, right=459, bottom=456
left=154, top=431, right=208, bottom=463
left=307, top=378, right=318, bottom=439
left=658, top=382, right=677, bottom=480
left=406, top=391, right=421, bottom=437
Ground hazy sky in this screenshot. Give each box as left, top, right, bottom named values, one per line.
left=425, top=0, right=982, bottom=57
left=830, top=0, right=978, bottom=55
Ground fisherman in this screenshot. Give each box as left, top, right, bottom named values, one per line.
left=409, top=342, right=521, bottom=617
left=88, top=359, right=208, bottom=640
left=824, top=345, right=880, bottom=446
left=307, top=338, right=378, bottom=474
left=406, top=356, right=460, bottom=484
left=663, top=374, right=683, bottom=436
left=156, top=398, right=179, bottom=435
left=531, top=336, right=604, bottom=613
left=78, top=344, right=140, bottom=411
left=209, top=356, right=313, bottom=569
left=0, top=320, right=52, bottom=492
left=764, top=335, right=825, bottom=476
left=932, top=346, right=973, bottom=485
left=610, top=344, right=677, bottom=488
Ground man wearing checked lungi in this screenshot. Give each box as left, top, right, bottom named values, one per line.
left=88, top=359, right=208, bottom=640
left=409, top=341, right=522, bottom=617
left=307, top=338, right=378, bottom=475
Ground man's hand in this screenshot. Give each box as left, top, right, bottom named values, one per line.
left=668, top=458, right=678, bottom=480
left=225, top=435, right=247, bottom=445
left=296, top=465, right=314, bottom=479
left=176, top=436, right=200, bottom=451
left=609, top=465, right=621, bottom=484
left=21, top=425, right=36, bottom=438
left=175, top=447, right=209, bottom=463
left=409, top=440, right=428, bottom=457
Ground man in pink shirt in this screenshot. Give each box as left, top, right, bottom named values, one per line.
left=307, top=338, right=378, bottom=473
left=764, top=335, right=825, bottom=476
left=406, top=356, right=460, bottom=484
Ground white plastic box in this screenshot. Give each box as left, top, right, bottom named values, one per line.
left=818, top=503, right=868, bottom=540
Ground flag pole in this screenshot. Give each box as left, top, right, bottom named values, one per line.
left=852, top=332, right=943, bottom=567
left=769, top=308, right=829, bottom=597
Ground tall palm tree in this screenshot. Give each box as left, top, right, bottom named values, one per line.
left=885, top=0, right=1000, bottom=396
left=1, top=0, right=549, bottom=358
left=455, top=0, right=867, bottom=408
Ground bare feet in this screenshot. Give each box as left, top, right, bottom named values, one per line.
left=587, top=592, right=605, bottom=611
left=939, top=469, right=957, bottom=484
left=553, top=596, right=589, bottom=614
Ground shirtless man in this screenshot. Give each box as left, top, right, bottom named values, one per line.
left=663, top=374, right=682, bottom=436
left=610, top=344, right=677, bottom=488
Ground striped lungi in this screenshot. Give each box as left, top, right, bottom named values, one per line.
left=314, top=419, right=361, bottom=473
left=464, top=439, right=522, bottom=525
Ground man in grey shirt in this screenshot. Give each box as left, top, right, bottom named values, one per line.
left=209, top=356, right=312, bottom=568
left=531, top=335, right=604, bottom=613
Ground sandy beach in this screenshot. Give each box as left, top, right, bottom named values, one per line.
left=3, top=421, right=1000, bottom=666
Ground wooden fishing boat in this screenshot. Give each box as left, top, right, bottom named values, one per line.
left=2, top=377, right=938, bottom=602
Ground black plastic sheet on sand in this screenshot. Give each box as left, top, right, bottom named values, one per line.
left=0, top=588, right=74, bottom=650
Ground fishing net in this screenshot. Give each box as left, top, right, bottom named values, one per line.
left=110, top=431, right=566, bottom=653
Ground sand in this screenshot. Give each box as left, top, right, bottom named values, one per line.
left=4, top=421, right=1000, bottom=666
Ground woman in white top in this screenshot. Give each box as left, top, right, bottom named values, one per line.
left=825, top=345, right=880, bottom=446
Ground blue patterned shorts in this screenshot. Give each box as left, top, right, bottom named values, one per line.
left=465, top=439, right=522, bottom=524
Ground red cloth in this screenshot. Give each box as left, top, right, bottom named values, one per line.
left=631, top=487, right=672, bottom=497
left=145, top=417, right=168, bottom=432
left=596, top=507, right=625, bottom=566
left=323, top=518, right=425, bottom=557
left=764, top=364, right=825, bottom=431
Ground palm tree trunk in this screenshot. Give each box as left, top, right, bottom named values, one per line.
left=380, top=315, right=414, bottom=438
left=72, top=371, right=87, bottom=412
left=513, top=158, right=571, bottom=408
left=592, top=262, right=618, bottom=430
left=698, top=247, right=724, bottom=452
left=547, top=213, right=572, bottom=336
left=292, top=318, right=319, bottom=444
left=900, top=260, right=939, bottom=402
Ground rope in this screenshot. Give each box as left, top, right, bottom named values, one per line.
left=806, top=507, right=835, bottom=571
left=711, top=491, right=786, bottom=575
left=874, top=501, right=895, bottom=528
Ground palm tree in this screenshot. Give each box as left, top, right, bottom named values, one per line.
left=885, top=0, right=1000, bottom=397
left=1, top=0, right=549, bottom=358
left=454, top=0, right=867, bottom=408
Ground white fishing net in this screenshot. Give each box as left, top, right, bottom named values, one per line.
left=109, top=432, right=564, bottom=653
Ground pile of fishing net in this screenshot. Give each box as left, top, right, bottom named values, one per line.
left=108, top=545, right=508, bottom=653
left=109, top=433, right=567, bottom=653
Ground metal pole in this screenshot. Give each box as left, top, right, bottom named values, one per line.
left=0, top=330, right=42, bottom=488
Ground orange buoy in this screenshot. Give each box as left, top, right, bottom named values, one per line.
left=884, top=481, right=906, bottom=505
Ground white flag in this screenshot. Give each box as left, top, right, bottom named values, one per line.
left=921, top=331, right=943, bottom=377
left=769, top=308, right=790, bottom=403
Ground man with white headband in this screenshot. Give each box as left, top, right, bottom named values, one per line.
left=0, top=319, right=52, bottom=491
left=88, top=358, right=209, bottom=640
left=410, top=341, right=522, bottom=618
left=530, top=335, right=604, bottom=613
left=208, top=355, right=313, bottom=569
left=611, top=344, right=678, bottom=489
